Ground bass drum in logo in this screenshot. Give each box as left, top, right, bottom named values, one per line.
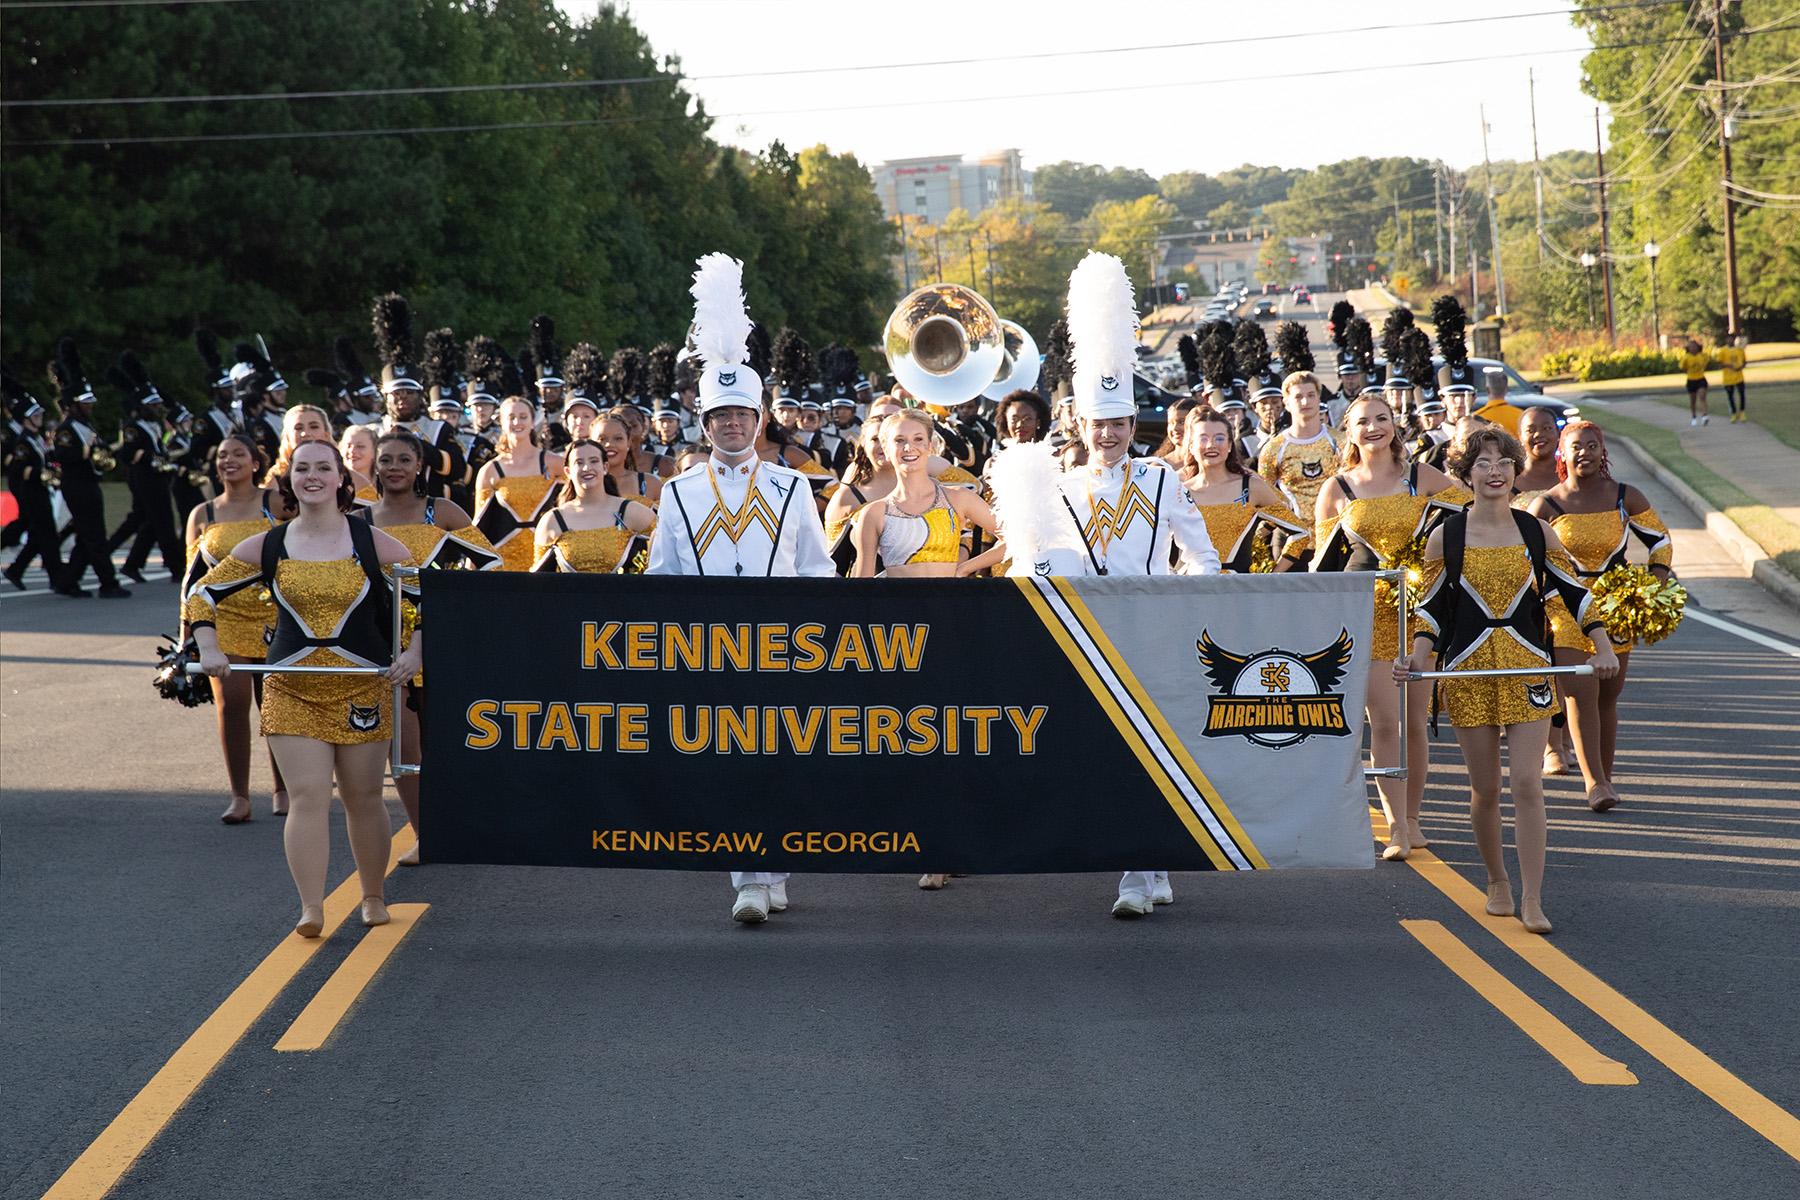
left=1196, top=629, right=1354, bottom=750
left=1223, top=651, right=1321, bottom=748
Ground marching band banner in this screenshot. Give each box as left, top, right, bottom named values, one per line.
left=419, top=573, right=1379, bottom=872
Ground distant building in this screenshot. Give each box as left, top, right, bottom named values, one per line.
left=1159, top=233, right=1334, bottom=289
left=873, top=150, right=1033, bottom=226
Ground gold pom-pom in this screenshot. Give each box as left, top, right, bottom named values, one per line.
left=400, top=598, right=422, bottom=642
left=1249, top=530, right=1275, bottom=575
left=1590, top=564, right=1686, bottom=646
left=1375, top=533, right=1430, bottom=613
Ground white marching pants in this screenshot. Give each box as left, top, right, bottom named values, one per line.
left=1118, top=871, right=1161, bottom=900
left=730, top=871, right=790, bottom=889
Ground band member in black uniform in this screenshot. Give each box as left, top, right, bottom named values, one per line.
left=529, top=315, right=569, bottom=452
left=372, top=293, right=465, bottom=499
left=2, top=371, right=65, bottom=592
left=189, top=329, right=240, bottom=490
left=229, top=342, right=283, bottom=467
left=460, top=335, right=508, bottom=497
left=163, top=405, right=207, bottom=521
left=107, top=352, right=182, bottom=582
left=49, top=339, right=129, bottom=598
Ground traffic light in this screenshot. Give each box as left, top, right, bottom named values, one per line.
left=1289, top=256, right=1297, bottom=265
left=1334, top=252, right=1342, bottom=262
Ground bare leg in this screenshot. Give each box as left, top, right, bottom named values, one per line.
left=267, top=735, right=338, bottom=936
left=1454, top=726, right=1509, bottom=917
left=1403, top=677, right=1431, bottom=844
left=1365, top=670, right=1410, bottom=859
left=1599, top=651, right=1631, bottom=778
left=1506, top=718, right=1553, bottom=933
left=1555, top=646, right=1613, bottom=807
left=396, top=703, right=423, bottom=865
left=214, top=662, right=254, bottom=821
left=253, top=674, right=289, bottom=814
left=334, top=740, right=395, bottom=925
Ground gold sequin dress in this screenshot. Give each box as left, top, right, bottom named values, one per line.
left=1312, top=472, right=1473, bottom=656
left=475, top=455, right=560, bottom=572
left=1193, top=475, right=1308, bottom=574
left=181, top=513, right=274, bottom=658
left=533, top=500, right=654, bottom=574
left=1415, top=546, right=1581, bottom=727
left=186, top=556, right=394, bottom=744
left=1541, top=486, right=1672, bottom=652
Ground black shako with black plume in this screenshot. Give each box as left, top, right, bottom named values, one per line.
left=108, top=350, right=161, bottom=413
left=303, top=365, right=347, bottom=403
left=564, top=342, right=606, bottom=403
left=1273, top=320, right=1314, bottom=374
left=745, top=323, right=773, bottom=383
left=422, top=328, right=464, bottom=405
left=464, top=336, right=511, bottom=401
left=772, top=328, right=815, bottom=397
left=1199, top=323, right=1237, bottom=391
left=1233, top=318, right=1271, bottom=382
left=1430, top=294, right=1470, bottom=370
left=529, top=315, right=562, bottom=385
left=514, top=346, right=539, bottom=403
left=371, top=293, right=417, bottom=382
left=1176, top=333, right=1201, bottom=387
left=1328, top=299, right=1356, bottom=350
left=1399, top=327, right=1434, bottom=391
left=194, top=328, right=229, bottom=390
left=609, top=348, right=648, bottom=405
left=648, top=343, right=679, bottom=401
left=817, top=342, right=860, bottom=399
left=1041, top=318, right=1072, bottom=397
left=1379, top=306, right=1415, bottom=371
left=1345, top=316, right=1376, bottom=373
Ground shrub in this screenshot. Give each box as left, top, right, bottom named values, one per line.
left=1538, top=343, right=1678, bottom=381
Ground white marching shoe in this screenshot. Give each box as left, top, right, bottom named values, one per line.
left=1150, top=872, right=1174, bottom=906
left=731, top=884, right=770, bottom=924
left=1112, top=892, right=1154, bottom=918
left=768, top=880, right=789, bottom=912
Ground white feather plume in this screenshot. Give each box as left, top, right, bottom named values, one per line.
left=689, top=253, right=752, bottom=368
left=987, top=440, right=1084, bottom=574
left=1065, top=250, right=1139, bottom=394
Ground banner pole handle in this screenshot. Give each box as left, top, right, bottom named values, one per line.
left=1396, top=569, right=1409, bottom=784
left=391, top=566, right=420, bottom=781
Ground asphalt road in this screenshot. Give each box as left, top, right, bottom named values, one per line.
left=4, top=466, right=1799, bottom=1197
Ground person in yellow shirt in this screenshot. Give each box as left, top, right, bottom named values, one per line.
left=1678, top=338, right=1710, bottom=427
left=1718, top=333, right=1749, bottom=423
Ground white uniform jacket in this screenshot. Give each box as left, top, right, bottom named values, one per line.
left=1055, top=456, right=1221, bottom=577
left=647, top=454, right=835, bottom=578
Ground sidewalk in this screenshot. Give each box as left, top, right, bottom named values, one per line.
left=1598, top=397, right=1800, bottom=528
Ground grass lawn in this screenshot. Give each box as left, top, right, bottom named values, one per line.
left=1584, top=407, right=1800, bottom=580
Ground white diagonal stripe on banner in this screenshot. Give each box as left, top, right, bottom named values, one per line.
left=1030, top=577, right=1255, bottom=870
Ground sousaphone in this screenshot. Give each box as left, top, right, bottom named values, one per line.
left=883, top=283, right=1003, bottom=415
left=983, top=319, right=1040, bottom=401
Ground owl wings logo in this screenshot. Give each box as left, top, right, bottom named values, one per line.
left=1196, top=628, right=1355, bottom=749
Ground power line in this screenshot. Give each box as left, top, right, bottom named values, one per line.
left=0, top=0, right=286, bottom=8
left=19, top=29, right=1781, bottom=148
left=2, top=0, right=1694, bottom=109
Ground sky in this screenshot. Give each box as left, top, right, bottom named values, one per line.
left=562, top=0, right=1629, bottom=177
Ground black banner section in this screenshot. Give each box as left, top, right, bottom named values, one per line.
left=419, top=572, right=1213, bottom=873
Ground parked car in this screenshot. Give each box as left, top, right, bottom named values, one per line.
left=1132, top=371, right=1185, bottom=444
left=1360, top=356, right=1580, bottom=430
left=1293, top=289, right=1312, bottom=305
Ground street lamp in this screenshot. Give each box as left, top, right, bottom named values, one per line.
left=1579, top=251, right=1598, bottom=328
left=1644, top=240, right=1662, bottom=349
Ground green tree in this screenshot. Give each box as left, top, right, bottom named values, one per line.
left=1034, top=161, right=1158, bottom=219
left=1092, top=195, right=1177, bottom=287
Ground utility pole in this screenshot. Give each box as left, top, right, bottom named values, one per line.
left=1712, top=0, right=1743, bottom=335
left=983, top=231, right=998, bottom=307
left=967, top=239, right=979, bottom=290
left=1433, top=163, right=1446, bottom=281
left=1593, top=107, right=1617, bottom=343
left=931, top=232, right=944, bottom=281
left=1448, top=180, right=1458, bottom=281
left=898, top=215, right=913, bottom=291
left=1529, top=69, right=1546, bottom=262
left=1479, top=104, right=1506, bottom=317
left=1393, top=189, right=1404, bottom=268
left=1471, top=244, right=1481, bottom=317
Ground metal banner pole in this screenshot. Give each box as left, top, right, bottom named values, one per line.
left=1365, top=569, right=1410, bottom=781
left=1407, top=665, right=1595, bottom=681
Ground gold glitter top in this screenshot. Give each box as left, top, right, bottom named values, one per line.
left=534, top=526, right=636, bottom=573
left=183, top=518, right=275, bottom=654
left=1549, top=506, right=1673, bottom=577
left=383, top=522, right=501, bottom=572
left=1195, top=500, right=1307, bottom=573
left=1317, top=484, right=1472, bottom=568
left=1414, top=545, right=1580, bottom=670
left=476, top=472, right=560, bottom=571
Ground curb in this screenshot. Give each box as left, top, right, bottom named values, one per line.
left=1608, top=431, right=1800, bottom=612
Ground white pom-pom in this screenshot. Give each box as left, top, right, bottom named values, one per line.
left=690, top=253, right=752, bottom=369
left=987, top=440, right=1084, bottom=574
left=1066, top=250, right=1139, bottom=397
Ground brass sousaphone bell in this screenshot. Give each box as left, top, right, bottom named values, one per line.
left=983, top=319, right=1040, bottom=401
left=883, top=283, right=1004, bottom=415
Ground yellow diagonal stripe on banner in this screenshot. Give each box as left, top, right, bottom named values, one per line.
left=1012, top=577, right=1231, bottom=868
left=1047, top=576, right=1270, bottom=870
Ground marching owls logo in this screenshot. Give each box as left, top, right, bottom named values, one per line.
left=1527, top=681, right=1555, bottom=710
left=1301, top=460, right=1324, bottom=479
left=1196, top=628, right=1355, bottom=749
left=716, top=369, right=737, bottom=387
left=348, top=703, right=381, bottom=733
left=1100, top=374, right=1120, bottom=391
